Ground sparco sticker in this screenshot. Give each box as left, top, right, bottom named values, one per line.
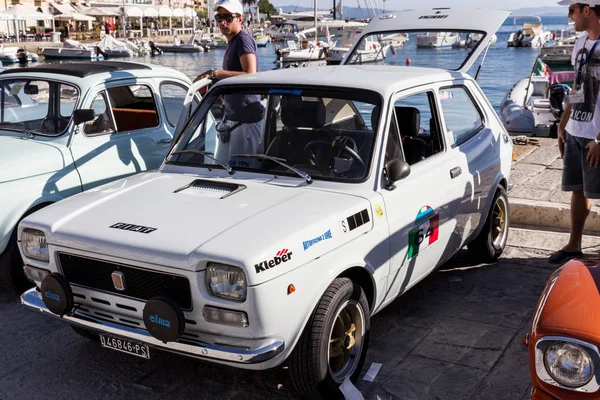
left=255, top=248, right=293, bottom=274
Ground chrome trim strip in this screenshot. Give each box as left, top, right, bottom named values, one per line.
left=21, top=288, right=284, bottom=364
left=535, top=336, right=600, bottom=393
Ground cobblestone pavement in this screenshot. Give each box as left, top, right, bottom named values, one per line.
left=1, top=228, right=598, bottom=400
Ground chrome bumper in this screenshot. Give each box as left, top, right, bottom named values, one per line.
left=21, top=288, right=284, bottom=364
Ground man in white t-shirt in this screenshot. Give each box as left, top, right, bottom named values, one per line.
left=551, top=0, right=600, bottom=263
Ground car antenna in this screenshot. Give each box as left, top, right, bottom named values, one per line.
left=474, top=36, right=493, bottom=81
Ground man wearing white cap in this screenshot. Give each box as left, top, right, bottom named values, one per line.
left=195, top=0, right=264, bottom=156
left=550, top=1, right=600, bottom=263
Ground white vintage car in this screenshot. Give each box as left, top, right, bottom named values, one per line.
left=0, top=61, right=191, bottom=294
left=19, top=10, right=512, bottom=399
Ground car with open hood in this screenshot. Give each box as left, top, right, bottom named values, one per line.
left=19, top=9, right=512, bottom=399
left=525, top=258, right=600, bottom=400
left=0, top=61, right=191, bottom=294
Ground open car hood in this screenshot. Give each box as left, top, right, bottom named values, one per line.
left=344, top=8, right=510, bottom=74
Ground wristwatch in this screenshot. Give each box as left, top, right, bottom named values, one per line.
left=595, top=137, right=600, bottom=146
left=210, top=68, right=218, bottom=81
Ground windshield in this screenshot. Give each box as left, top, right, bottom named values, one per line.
left=344, top=30, right=488, bottom=70
left=169, top=87, right=381, bottom=182
left=0, top=79, right=79, bottom=136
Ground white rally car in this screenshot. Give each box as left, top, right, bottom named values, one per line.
left=19, top=10, right=512, bottom=399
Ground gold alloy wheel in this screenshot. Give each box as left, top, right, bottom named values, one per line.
left=492, top=195, right=508, bottom=248
left=328, top=299, right=365, bottom=383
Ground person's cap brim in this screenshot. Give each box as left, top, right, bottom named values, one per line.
left=557, top=0, right=574, bottom=4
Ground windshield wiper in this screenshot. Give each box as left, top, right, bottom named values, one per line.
left=169, top=149, right=234, bottom=175
left=0, top=122, right=34, bottom=138
left=231, top=154, right=312, bottom=184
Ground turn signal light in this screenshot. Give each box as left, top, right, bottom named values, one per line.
left=287, top=284, right=296, bottom=295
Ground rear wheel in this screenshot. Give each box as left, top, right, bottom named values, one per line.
left=0, top=229, right=33, bottom=296
left=468, top=186, right=509, bottom=262
left=289, top=278, right=370, bottom=399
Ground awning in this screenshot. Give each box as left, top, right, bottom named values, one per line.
left=143, top=8, right=158, bottom=18
left=0, top=5, right=53, bottom=20
left=81, top=7, right=119, bottom=17
left=157, top=6, right=172, bottom=17
left=51, top=2, right=95, bottom=21
left=184, top=8, right=195, bottom=18
left=172, top=8, right=185, bottom=18
left=125, top=6, right=143, bottom=18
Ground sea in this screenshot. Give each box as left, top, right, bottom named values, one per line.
left=8, top=15, right=573, bottom=113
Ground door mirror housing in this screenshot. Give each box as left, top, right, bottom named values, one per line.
left=385, top=158, right=410, bottom=190
left=73, top=109, right=95, bottom=125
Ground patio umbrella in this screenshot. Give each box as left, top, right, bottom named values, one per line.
left=144, top=8, right=158, bottom=18
left=0, top=5, right=55, bottom=42
left=81, top=7, right=118, bottom=17
left=157, top=6, right=172, bottom=31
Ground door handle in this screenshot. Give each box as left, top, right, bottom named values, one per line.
left=449, top=166, right=462, bottom=179
left=157, top=138, right=173, bottom=145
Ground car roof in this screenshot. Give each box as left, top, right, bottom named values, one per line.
left=217, top=65, right=464, bottom=98
left=0, top=61, right=191, bottom=85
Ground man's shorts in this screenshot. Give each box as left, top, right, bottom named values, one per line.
left=562, top=132, right=600, bottom=199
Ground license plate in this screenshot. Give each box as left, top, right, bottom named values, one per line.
left=99, top=334, right=150, bottom=359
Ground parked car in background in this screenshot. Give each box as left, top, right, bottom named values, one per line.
left=0, top=61, right=191, bottom=293
left=526, top=258, right=600, bottom=400
left=19, top=10, right=512, bottom=399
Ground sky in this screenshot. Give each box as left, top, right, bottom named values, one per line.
left=270, top=0, right=563, bottom=12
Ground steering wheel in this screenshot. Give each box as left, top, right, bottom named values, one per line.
left=304, top=139, right=365, bottom=169
left=42, top=116, right=67, bottom=133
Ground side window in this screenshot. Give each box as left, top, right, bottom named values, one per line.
left=106, top=84, right=159, bottom=133
left=438, top=86, right=483, bottom=144
left=384, top=113, right=403, bottom=164
left=160, top=83, right=188, bottom=127
left=393, top=91, right=443, bottom=165
left=84, top=92, right=116, bottom=136
left=60, top=84, right=79, bottom=118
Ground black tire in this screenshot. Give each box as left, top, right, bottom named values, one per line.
left=289, top=278, right=370, bottom=399
left=468, top=186, right=510, bottom=262
left=71, top=326, right=100, bottom=341
left=0, top=228, right=33, bottom=296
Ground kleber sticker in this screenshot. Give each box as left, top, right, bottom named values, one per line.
left=302, top=229, right=332, bottom=251
left=408, top=206, right=439, bottom=259
left=255, top=248, right=293, bottom=274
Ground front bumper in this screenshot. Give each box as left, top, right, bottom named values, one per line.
left=21, top=288, right=284, bottom=365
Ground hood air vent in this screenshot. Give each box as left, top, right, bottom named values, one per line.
left=174, top=179, right=245, bottom=199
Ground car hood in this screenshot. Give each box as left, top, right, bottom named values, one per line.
left=26, top=172, right=373, bottom=285
left=0, top=136, right=64, bottom=183
left=534, top=259, right=600, bottom=344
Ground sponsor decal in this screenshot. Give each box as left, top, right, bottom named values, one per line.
left=418, top=14, right=448, bottom=19
left=375, top=204, right=384, bottom=217
left=408, top=206, right=439, bottom=259
left=111, top=271, right=126, bottom=291
left=44, top=290, right=60, bottom=302
left=110, top=222, right=157, bottom=234
left=340, top=209, right=370, bottom=233
left=303, top=229, right=333, bottom=251
left=149, top=314, right=171, bottom=328
left=255, top=248, right=293, bottom=274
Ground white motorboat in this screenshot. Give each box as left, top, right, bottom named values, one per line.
left=328, top=30, right=406, bottom=65
left=0, top=46, right=39, bottom=63
left=269, top=22, right=302, bottom=42
left=40, top=39, right=99, bottom=60
left=94, top=35, right=134, bottom=58
left=254, top=34, right=270, bottom=47
left=507, top=16, right=551, bottom=48
left=555, top=22, right=583, bottom=45
left=155, top=32, right=204, bottom=53
left=416, top=32, right=460, bottom=48
left=500, top=57, right=574, bottom=136
left=462, top=33, right=497, bottom=48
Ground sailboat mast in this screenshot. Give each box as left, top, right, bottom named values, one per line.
left=314, top=0, right=317, bottom=36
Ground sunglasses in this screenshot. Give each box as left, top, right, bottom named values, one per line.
left=215, top=14, right=238, bottom=23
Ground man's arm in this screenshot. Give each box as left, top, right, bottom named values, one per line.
left=194, top=53, right=257, bottom=82
left=557, top=101, right=571, bottom=158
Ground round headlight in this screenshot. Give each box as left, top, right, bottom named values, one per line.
left=545, top=342, right=594, bottom=387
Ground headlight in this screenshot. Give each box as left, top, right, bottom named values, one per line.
left=206, top=263, right=247, bottom=301
left=21, top=229, right=49, bottom=262
left=545, top=342, right=594, bottom=387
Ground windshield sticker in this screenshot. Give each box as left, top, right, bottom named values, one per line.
left=10, top=85, right=21, bottom=94
left=408, top=206, right=439, bottom=259
left=340, top=209, right=370, bottom=233
left=303, top=229, right=332, bottom=251
left=255, top=248, right=293, bottom=274
left=268, top=88, right=302, bottom=95
left=109, top=222, right=157, bottom=234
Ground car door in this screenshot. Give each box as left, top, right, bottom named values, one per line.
left=378, top=87, right=464, bottom=305
left=436, top=81, right=499, bottom=246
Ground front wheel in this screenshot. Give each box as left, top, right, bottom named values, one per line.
left=468, top=186, right=509, bottom=262
left=289, top=278, right=370, bottom=399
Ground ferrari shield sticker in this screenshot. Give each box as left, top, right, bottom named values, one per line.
left=408, top=206, right=439, bottom=259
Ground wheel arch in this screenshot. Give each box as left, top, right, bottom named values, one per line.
left=337, top=266, right=376, bottom=313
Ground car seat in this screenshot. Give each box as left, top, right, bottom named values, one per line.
left=396, top=106, right=426, bottom=165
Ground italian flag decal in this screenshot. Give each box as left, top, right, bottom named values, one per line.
left=408, top=206, right=439, bottom=259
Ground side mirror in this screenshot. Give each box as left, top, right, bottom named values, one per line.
left=73, top=109, right=95, bottom=125
left=385, top=158, right=410, bottom=190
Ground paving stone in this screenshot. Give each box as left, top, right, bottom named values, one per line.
left=411, top=318, right=516, bottom=370
left=523, top=169, right=562, bottom=190
left=521, top=144, right=560, bottom=166
left=509, top=186, right=553, bottom=201
left=549, top=158, right=564, bottom=170
left=509, top=163, right=545, bottom=188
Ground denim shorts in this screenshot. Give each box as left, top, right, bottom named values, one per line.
left=562, top=133, right=600, bottom=199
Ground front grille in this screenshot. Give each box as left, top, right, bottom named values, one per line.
left=58, top=253, right=192, bottom=310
